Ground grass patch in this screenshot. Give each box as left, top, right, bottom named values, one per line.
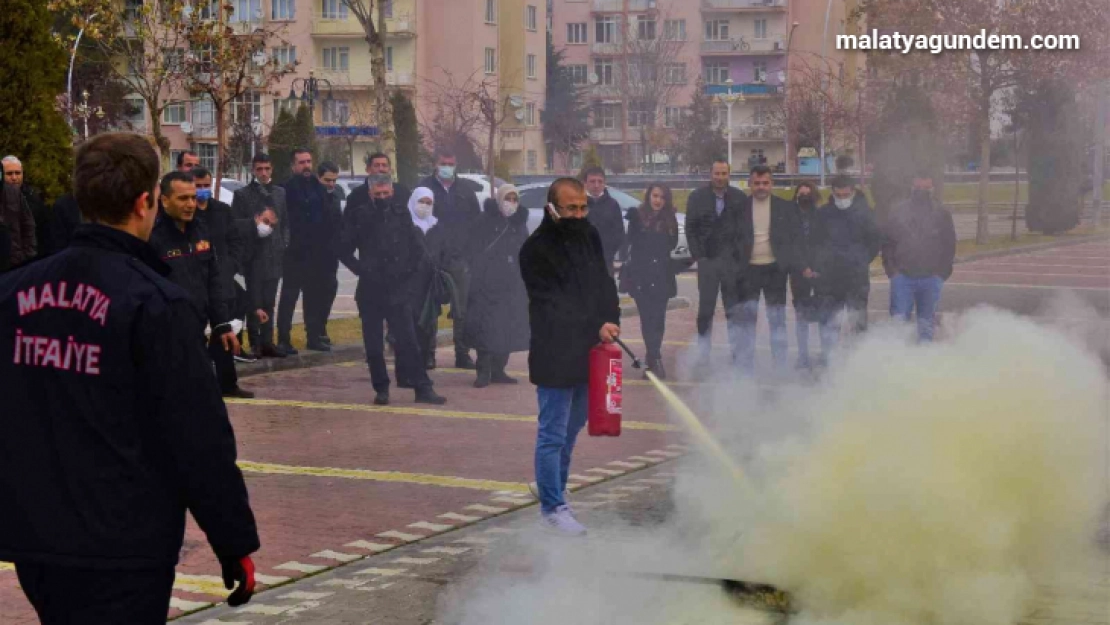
left=284, top=308, right=453, bottom=350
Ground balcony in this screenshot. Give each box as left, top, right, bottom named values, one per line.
left=593, top=0, right=658, bottom=12
left=701, top=36, right=786, bottom=55
left=388, top=72, right=415, bottom=87
left=701, top=0, right=787, bottom=11
left=312, top=12, right=364, bottom=36
left=586, top=84, right=623, bottom=100
left=314, top=68, right=372, bottom=88
left=227, top=19, right=264, bottom=35
left=591, top=40, right=625, bottom=55
left=590, top=127, right=625, bottom=142
left=385, top=14, right=416, bottom=37
left=705, top=82, right=783, bottom=97
left=723, top=124, right=784, bottom=141
left=501, top=129, right=525, bottom=151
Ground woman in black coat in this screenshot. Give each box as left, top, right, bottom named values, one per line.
left=407, top=187, right=447, bottom=371
left=622, top=183, right=678, bottom=378
left=463, top=184, right=531, bottom=388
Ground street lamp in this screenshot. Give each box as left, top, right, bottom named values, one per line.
left=714, top=78, right=745, bottom=171
left=820, top=0, right=834, bottom=187
left=67, top=11, right=98, bottom=131
left=782, top=21, right=800, bottom=174
left=74, top=89, right=105, bottom=141
left=287, top=71, right=334, bottom=114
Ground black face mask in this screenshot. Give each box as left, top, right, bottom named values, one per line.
left=556, top=216, right=590, bottom=234
left=911, top=189, right=933, bottom=206
left=797, top=195, right=814, bottom=207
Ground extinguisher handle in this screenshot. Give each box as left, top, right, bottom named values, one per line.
left=613, top=337, right=643, bottom=369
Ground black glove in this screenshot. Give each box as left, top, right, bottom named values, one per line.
left=220, top=555, right=257, bottom=607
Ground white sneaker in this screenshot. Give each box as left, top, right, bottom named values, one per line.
left=540, top=505, right=587, bottom=536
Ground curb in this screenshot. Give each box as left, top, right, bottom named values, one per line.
left=868, top=232, right=1108, bottom=278
left=237, top=296, right=692, bottom=378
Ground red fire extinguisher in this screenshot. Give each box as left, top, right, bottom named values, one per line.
left=588, top=342, right=624, bottom=437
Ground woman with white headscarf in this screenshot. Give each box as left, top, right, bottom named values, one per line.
left=462, top=184, right=531, bottom=388
left=406, top=187, right=448, bottom=371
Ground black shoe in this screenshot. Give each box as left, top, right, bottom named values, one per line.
left=319, top=335, right=332, bottom=346
left=373, top=391, right=390, bottom=406
left=278, top=342, right=299, bottom=356
left=398, top=380, right=414, bottom=389
left=414, top=388, right=447, bottom=405
left=233, top=352, right=257, bottom=364
left=474, top=368, right=491, bottom=388
left=490, top=370, right=518, bottom=384
left=261, top=344, right=287, bottom=359
left=223, top=386, right=256, bottom=399
left=454, top=353, right=476, bottom=370
left=306, top=340, right=332, bottom=352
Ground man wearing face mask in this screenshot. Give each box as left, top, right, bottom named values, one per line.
left=882, top=172, right=956, bottom=342
left=788, top=181, right=821, bottom=369
left=811, top=175, right=882, bottom=359
left=340, top=175, right=447, bottom=406
left=581, top=167, right=625, bottom=275
left=368, top=152, right=410, bottom=207
left=417, top=148, right=482, bottom=370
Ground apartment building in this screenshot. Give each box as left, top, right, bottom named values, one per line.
left=550, top=0, right=863, bottom=173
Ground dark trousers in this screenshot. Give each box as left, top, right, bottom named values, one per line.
left=633, top=293, right=669, bottom=361
left=208, top=330, right=238, bottom=392
left=444, top=259, right=471, bottom=358
left=16, top=562, right=175, bottom=625
left=737, top=263, right=788, bottom=371
left=277, top=259, right=338, bottom=343
left=476, top=351, right=510, bottom=374
left=817, top=280, right=870, bottom=355
left=789, top=271, right=819, bottom=363
left=247, top=277, right=280, bottom=351
left=359, top=295, right=432, bottom=393
left=695, top=257, right=741, bottom=359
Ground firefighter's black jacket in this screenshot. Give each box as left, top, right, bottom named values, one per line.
left=149, top=212, right=231, bottom=332
left=0, top=224, right=259, bottom=569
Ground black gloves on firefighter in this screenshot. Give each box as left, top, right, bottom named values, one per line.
left=220, top=555, right=257, bottom=607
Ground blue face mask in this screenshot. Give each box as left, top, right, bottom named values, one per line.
left=437, top=165, right=456, bottom=180
left=196, top=188, right=212, bottom=202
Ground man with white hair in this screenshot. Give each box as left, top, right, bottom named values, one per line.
left=1, top=156, right=37, bottom=268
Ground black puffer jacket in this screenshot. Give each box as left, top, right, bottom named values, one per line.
left=520, top=215, right=621, bottom=388
left=462, top=199, right=530, bottom=355
left=811, top=195, right=882, bottom=286
left=623, top=206, right=678, bottom=301
left=338, top=184, right=425, bottom=307
left=586, top=190, right=626, bottom=266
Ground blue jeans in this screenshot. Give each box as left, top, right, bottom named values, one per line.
left=535, top=385, right=589, bottom=513
left=890, top=274, right=944, bottom=341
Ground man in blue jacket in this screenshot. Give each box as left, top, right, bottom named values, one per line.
left=0, top=133, right=259, bottom=623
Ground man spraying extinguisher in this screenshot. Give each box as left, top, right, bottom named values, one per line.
left=520, top=178, right=621, bottom=537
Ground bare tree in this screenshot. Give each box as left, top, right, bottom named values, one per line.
left=420, top=70, right=520, bottom=183
left=339, top=0, right=393, bottom=154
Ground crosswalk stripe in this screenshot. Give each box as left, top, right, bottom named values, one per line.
left=169, top=597, right=212, bottom=612
left=586, top=467, right=624, bottom=476
left=439, top=512, right=481, bottom=522
left=354, top=567, right=408, bottom=577
left=254, top=573, right=292, bottom=585
left=408, top=521, right=454, bottom=533
left=376, top=530, right=426, bottom=542
left=422, top=546, right=471, bottom=555
left=275, top=561, right=328, bottom=574
left=465, top=504, right=508, bottom=514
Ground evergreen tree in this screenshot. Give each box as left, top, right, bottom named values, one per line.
left=674, top=79, right=726, bottom=174
left=0, top=0, right=77, bottom=200
left=542, top=38, right=589, bottom=171
left=577, top=144, right=604, bottom=179
left=294, top=104, right=319, bottom=166
left=267, top=107, right=298, bottom=182
left=1017, top=78, right=1084, bottom=234
left=391, top=91, right=423, bottom=189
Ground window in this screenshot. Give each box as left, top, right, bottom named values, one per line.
left=323, top=99, right=350, bottom=124
left=195, top=0, right=216, bottom=20
left=637, top=15, right=656, bottom=40
left=753, top=105, right=769, bottom=125
left=754, top=18, right=767, bottom=40
left=754, top=61, right=767, bottom=83
left=663, top=19, right=686, bottom=41
left=163, top=102, right=186, bottom=124
left=272, top=45, right=296, bottom=68
left=628, top=100, right=653, bottom=128
left=321, top=0, right=348, bottom=19
left=193, top=97, right=215, bottom=134
left=163, top=48, right=184, bottom=72
left=594, top=103, right=618, bottom=129
left=526, top=102, right=536, bottom=126
left=567, top=22, right=588, bottom=44
left=628, top=60, right=656, bottom=85
left=527, top=54, right=537, bottom=79
left=629, top=143, right=644, bottom=166
left=712, top=105, right=725, bottom=127
left=484, top=48, right=497, bottom=74
left=383, top=0, right=393, bottom=18
left=485, top=0, right=496, bottom=24
left=197, top=143, right=218, bottom=171
left=664, top=106, right=682, bottom=128
left=271, top=0, right=294, bottom=20
left=229, top=0, right=261, bottom=21
left=595, top=59, right=614, bottom=85
left=125, top=98, right=146, bottom=130
left=705, top=19, right=729, bottom=41
left=124, top=0, right=142, bottom=21
left=664, top=63, right=686, bottom=85
left=567, top=64, right=588, bottom=85
left=527, top=150, right=538, bottom=172
left=386, top=46, right=394, bottom=71
left=704, top=61, right=730, bottom=85
left=526, top=5, right=537, bottom=31
left=231, top=92, right=262, bottom=124
left=570, top=151, right=584, bottom=170
left=323, top=47, right=350, bottom=71
left=596, top=16, right=617, bottom=44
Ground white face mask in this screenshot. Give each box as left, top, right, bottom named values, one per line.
left=415, top=201, right=434, bottom=220
left=834, top=195, right=854, bottom=210
left=257, top=222, right=274, bottom=238
left=500, top=200, right=518, bottom=217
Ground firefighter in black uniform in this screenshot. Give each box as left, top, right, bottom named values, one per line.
left=0, top=133, right=259, bottom=622
left=150, top=171, right=243, bottom=371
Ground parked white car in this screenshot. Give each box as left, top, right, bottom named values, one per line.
left=457, top=173, right=509, bottom=204
left=218, top=178, right=245, bottom=205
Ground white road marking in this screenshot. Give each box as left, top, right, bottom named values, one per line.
left=354, top=567, right=408, bottom=577
left=254, top=574, right=291, bottom=585
left=235, top=603, right=291, bottom=615
left=275, top=561, right=328, bottom=574
left=317, top=578, right=368, bottom=589
left=422, top=546, right=472, bottom=555
left=627, top=455, right=663, bottom=464
left=392, top=556, right=440, bottom=565
left=491, top=496, right=532, bottom=505
left=345, top=540, right=395, bottom=552
left=376, top=530, right=426, bottom=542
left=608, top=460, right=646, bottom=469
left=280, top=591, right=335, bottom=601
left=465, top=504, right=508, bottom=514
left=568, top=473, right=603, bottom=483
left=310, top=550, right=361, bottom=562
left=586, top=468, right=624, bottom=476
left=644, top=450, right=682, bottom=458
left=170, top=598, right=211, bottom=612
left=408, top=521, right=454, bottom=533
left=439, top=512, right=481, bottom=522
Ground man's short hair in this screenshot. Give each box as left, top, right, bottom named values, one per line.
left=749, top=164, right=773, bottom=178
left=74, top=133, right=161, bottom=226
left=1, top=155, right=21, bottom=169
left=160, top=171, right=195, bottom=197
left=367, top=174, right=393, bottom=188
left=367, top=152, right=391, bottom=167
left=318, top=161, right=339, bottom=176
left=434, top=146, right=456, bottom=160
left=292, top=147, right=312, bottom=160
left=581, top=166, right=605, bottom=181
left=711, top=158, right=730, bottom=169
left=547, top=177, right=586, bottom=206
left=176, top=150, right=198, bottom=168
left=830, top=174, right=856, bottom=190
left=252, top=152, right=271, bottom=165
left=191, top=167, right=212, bottom=180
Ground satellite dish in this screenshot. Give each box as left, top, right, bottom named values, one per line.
left=180, top=121, right=194, bottom=134
left=514, top=109, right=526, bottom=121
left=509, top=95, right=524, bottom=108
left=588, top=73, right=599, bottom=85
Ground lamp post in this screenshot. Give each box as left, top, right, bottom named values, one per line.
left=782, top=21, right=800, bottom=174
left=74, top=89, right=105, bottom=141
left=714, top=78, right=745, bottom=171
left=287, top=70, right=334, bottom=114
left=66, top=11, right=98, bottom=131
left=819, top=0, right=834, bottom=187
